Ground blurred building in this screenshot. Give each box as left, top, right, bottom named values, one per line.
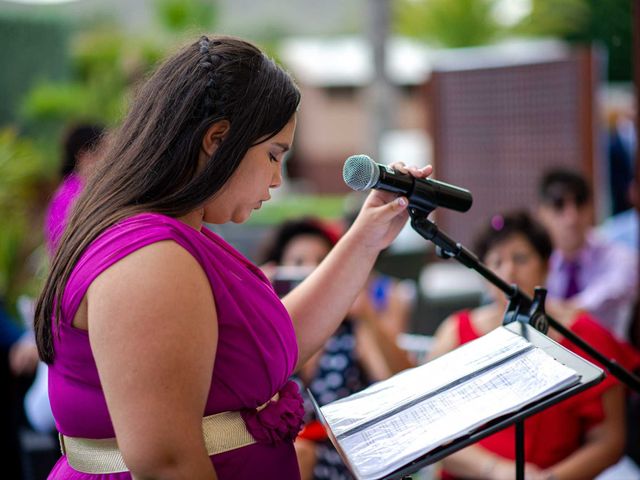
left=281, top=36, right=432, bottom=193
left=428, top=41, right=603, bottom=245
left=282, top=37, right=605, bottom=246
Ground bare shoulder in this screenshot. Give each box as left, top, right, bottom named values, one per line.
left=87, top=240, right=215, bottom=331
left=470, top=304, right=501, bottom=334
left=434, top=314, right=458, bottom=336
left=429, top=314, right=460, bottom=359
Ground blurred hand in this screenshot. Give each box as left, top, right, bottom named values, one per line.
left=488, top=459, right=545, bottom=480
left=348, top=288, right=376, bottom=323
left=294, top=438, right=317, bottom=480
left=9, top=337, right=39, bottom=376
left=546, top=298, right=576, bottom=315
left=348, top=163, right=432, bottom=252
left=524, top=469, right=556, bottom=480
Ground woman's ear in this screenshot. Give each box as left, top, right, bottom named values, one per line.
left=202, top=120, right=231, bottom=157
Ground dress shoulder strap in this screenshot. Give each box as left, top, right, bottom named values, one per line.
left=60, top=213, right=202, bottom=324
left=455, top=309, right=480, bottom=345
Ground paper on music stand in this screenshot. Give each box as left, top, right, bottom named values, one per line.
left=316, top=327, right=580, bottom=480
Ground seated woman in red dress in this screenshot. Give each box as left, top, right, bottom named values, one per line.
left=430, top=210, right=633, bottom=480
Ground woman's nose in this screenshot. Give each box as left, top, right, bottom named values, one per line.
left=270, top=164, right=283, bottom=189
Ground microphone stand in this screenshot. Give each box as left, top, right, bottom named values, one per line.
left=407, top=208, right=640, bottom=480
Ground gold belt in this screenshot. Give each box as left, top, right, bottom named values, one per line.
left=59, top=394, right=279, bottom=474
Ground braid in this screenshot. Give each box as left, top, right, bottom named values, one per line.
left=197, top=36, right=236, bottom=119
left=198, top=36, right=216, bottom=116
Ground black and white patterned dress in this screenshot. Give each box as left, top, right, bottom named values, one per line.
left=294, top=319, right=370, bottom=480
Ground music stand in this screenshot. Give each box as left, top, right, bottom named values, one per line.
left=311, top=321, right=605, bottom=480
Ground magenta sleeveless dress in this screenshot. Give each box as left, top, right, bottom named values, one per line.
left=47, top=213, right=304, bottom=479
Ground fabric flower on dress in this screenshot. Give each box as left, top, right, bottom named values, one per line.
left=242, top=380, right=305, bottom=445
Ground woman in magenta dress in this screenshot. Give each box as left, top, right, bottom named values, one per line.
left=33, top=35, right=432, bottom=479
left=430, top=211, right=635, bottom=480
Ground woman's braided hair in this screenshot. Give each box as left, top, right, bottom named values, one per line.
left=199, top=36, right=219, bottom=115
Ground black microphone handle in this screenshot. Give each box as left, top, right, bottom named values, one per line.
left=414, top=178, right=473, bottom=212
left=376, top=166, right=415, bottom=194
left=376, top=165, right=472, bottom=213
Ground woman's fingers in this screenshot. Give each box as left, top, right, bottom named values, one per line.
left=414, top=164, right=433, bottom=178
left=388, top=162, right=433, bottom=179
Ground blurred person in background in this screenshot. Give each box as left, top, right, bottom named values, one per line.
left=1, top=299, right=38, bottom=378
left=0, top=296, right=39, bottom=479
left=536, top=168, right=637, bottom=341
left=429, top=210, right=635, bottom=480
left=598, top=165, right=640, bottom=474
left=599, top=102, right=637, bottom=251
left=23, top=123, right=106, bottom=435
left=606, top=104, right=636, bottom=217
left=44, top=123, right=105, bottom=256
left=4, top=123, right=109, bottom=478
left=33, top=35, right=431, bottom=479
left=259, top=217, right=414, bottom=480
left=599, top=177, right=638, bottom=251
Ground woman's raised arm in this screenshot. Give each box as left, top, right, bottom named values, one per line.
left=284, top=164, right=431, bottom=369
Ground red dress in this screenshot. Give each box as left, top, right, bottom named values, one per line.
left=441, top=310, right=636, bottom=479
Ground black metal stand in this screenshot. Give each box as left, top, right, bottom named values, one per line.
left=408, top=208, right=640, bottom=480
left=515, top=420, right=525, bottom=480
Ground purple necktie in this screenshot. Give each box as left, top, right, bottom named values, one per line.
left=563, top=261, right=581, bottom=299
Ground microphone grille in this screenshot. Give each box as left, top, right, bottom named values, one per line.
left=342, top=155, right=378, bottom=191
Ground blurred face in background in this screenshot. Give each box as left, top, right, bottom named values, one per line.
left=483, top=233, right=548, bottom=306
left=281, top=234, right=332, bottom=268
left=271, top=233, right=332, bottom=298
left=537, top=195, right=591, bottom=258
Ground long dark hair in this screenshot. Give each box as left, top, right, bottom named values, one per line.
left=35, top=35, right=301, bottom=363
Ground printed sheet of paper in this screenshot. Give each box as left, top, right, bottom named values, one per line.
left=318, top=327, right=580, bottom=480
left=322, top=327, right=531, bottom=436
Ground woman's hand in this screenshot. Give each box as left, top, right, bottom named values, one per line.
left=347, top=163, right=432, bottom=252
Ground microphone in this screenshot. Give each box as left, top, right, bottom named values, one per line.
left=342, top=154, right=473, bottom=213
